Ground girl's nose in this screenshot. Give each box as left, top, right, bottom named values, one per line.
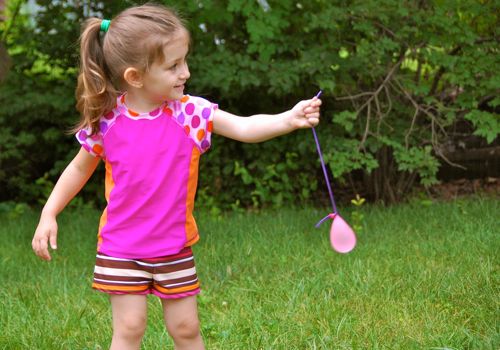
left=180, top=62, right=190, bottom=80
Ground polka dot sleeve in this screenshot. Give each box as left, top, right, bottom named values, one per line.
left=177, top=95, right=217, bottom=153
left=76, top=127, right=105, bottom=159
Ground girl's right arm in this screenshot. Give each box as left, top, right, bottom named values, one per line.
left=32, top=147, right=100, bottom=261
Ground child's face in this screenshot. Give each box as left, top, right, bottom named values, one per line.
left=142, top=30, right=191, bottom=102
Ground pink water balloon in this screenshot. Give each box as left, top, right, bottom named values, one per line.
left=328, top=214, right=356, bottom=254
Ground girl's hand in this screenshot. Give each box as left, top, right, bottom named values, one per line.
left=32, top=214, right=58, bottom=261
left=290, top=96, right=322, bottom=129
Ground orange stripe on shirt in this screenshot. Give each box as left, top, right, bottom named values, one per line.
left=184, top=147, right=201, bottom=247
left=97, top=160, right=115, bottom=251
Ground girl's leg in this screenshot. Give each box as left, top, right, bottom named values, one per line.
left=109, top=294, right=148, bottom=350
left=161, top=295, right=204, bottom=350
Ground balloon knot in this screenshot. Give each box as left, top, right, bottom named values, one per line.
left=315, top=212, right=337, bottom=228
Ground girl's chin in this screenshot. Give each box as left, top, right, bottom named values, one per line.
left=159, top=88, right=184, bottom=101
left=170, top=92, right=184, bottom=100
left=173, top=86, right=185, bottom=95
left=153, top=92, right=182, bottom=102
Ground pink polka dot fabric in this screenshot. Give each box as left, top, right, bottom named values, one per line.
left=76, top=94, right=217, bottom=158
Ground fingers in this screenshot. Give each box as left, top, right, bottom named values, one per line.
left=291, top=97, right=322, bottom=129
left=303, top=98, right=321, bottom=125
left=32, top=229, right=56, bottom=261
left=307, top=117, right=320, bottom=127
left=32, top=235, right=51, bottom=261
left=304, top=109, right=320, bottom=117
left=49, top=231, right=58, bottom=250
left=310, top=97, right=322, bottom=107
left=296, top=97, right=322, bottom=128
left=32, top=216, right=58, bottom=261
left=302, top=99, right=322, bottom=114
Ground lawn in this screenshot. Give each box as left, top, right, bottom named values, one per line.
left=0, top=196, right=498, bottom=349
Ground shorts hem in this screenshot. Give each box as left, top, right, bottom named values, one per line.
left=92, top=288, right=150, bottom=296
left=92, top=286, right=200, bottom=299
left=152, top=288, right=200, bottom=299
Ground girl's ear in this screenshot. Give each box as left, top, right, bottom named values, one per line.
left=123, top=67, right=143, bottom=88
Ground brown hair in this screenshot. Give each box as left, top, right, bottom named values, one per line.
left=73, top=3, right=187, bottom=134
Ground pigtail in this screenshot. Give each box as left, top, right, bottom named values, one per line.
left=74, top=18, right=118, bottom=135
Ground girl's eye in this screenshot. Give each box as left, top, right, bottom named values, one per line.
left=167, top=57, right=187, bottom=71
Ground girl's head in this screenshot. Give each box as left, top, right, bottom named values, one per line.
left=75, top=4, right=190, bottom=133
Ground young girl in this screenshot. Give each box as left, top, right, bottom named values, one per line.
left=32, top=4, right=321, bottom=350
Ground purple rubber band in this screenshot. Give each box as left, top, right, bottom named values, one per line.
left=312, top=90, right=338, bottom=227
left=315, top=214, right=332, bottom=228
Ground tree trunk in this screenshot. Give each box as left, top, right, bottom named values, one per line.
left=0, top=0, right=11, bottom=82
left=0, top=42, right=11, bottom=82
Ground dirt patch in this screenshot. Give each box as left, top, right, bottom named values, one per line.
left=426, top=177, right=500, bottom=200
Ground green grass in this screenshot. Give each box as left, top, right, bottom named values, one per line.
left=1, top=197, right=498, bottom=349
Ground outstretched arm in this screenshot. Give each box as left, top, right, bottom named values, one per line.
left=213, top=96, right=321, bottom=143
left=32, top=147, right=100, bottom=261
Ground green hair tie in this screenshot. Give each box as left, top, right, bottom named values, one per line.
left=100, top=19, right=111, bottom=33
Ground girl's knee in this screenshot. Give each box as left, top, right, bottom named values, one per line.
left=114, top=314, right=147, bottom=339
left=167, top=316, right=201, bottom=341
left=110, top=294, right=148, bottom=340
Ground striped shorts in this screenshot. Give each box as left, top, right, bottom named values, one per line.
left=92, top=247, right=200, bottom=299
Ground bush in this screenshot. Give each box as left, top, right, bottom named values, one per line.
left=0, top=0, right=498, bottom=208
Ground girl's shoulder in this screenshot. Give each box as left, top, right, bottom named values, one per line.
left=75, top=95, right=125, bottom=158
left=169, top=94, right=217, bottom=112
left=168, top=95, right=218, bottom=153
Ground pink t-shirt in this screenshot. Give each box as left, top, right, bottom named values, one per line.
left=76, top=94, right=217, bottom=258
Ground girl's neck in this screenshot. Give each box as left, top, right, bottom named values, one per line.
left=123, top=91, right=163, bottom=114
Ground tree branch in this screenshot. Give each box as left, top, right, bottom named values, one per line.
left=391, top=78, right=467, bottom=169
left=429, top=46, right=462, bottom=97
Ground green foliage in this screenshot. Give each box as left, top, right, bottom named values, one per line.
left=464, top=110, right=499, bottom=144
left=232, top=151, right=316, bottom=208
left=394, top=146, right=440, bottom=187
left=0, top=0, right=498, bottom=207
left=33, top=173, right=54, bottom=205
left=350, top=194, right=366, bottom=233
left=0, top=201, right=30, bottom=219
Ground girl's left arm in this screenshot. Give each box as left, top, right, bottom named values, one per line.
left=213, top=97, right=321, bottom=143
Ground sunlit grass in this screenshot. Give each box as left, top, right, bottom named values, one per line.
left=1, top=196, right=498, bottom=349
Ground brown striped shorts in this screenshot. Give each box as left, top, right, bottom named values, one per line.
left=92, top=247, right=200, bottom=299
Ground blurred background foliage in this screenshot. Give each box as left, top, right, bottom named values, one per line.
left=0, top=0, right=498, bottom=211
